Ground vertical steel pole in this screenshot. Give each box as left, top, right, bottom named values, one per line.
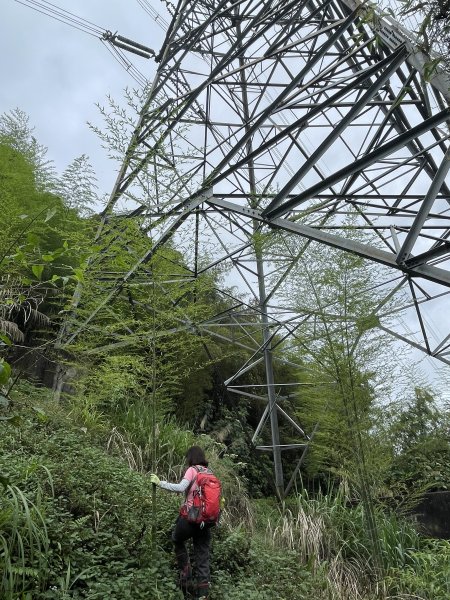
left=256, top=267, right=285, bottom=497
left=235, top=15, right=284, bottom=496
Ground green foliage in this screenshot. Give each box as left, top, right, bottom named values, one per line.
left=0, top=135, right=93, bottom=346
left=0, top=480, right=50, bottom=599
left=386, top=539, right=450, bottom=600
left=0, top=386, right=174, bottom=598
left=0, top=383, right=252, bottom=598
left=0, top=109, right=56, bottom=190
left=203, top=401, right=274, bottom=497
left=56, top=154, right=98, bottom=216
left=265, top=490, right=448, bottom=599
left=2, top=102, right=450, bottom=600
left=213, top=527, right=251, bottom=573
left=277, top=233, right=398, bottom=484
left=105, top=412, right=198, bottom=478
left=395, top=0, right=450, bottom=70
left=0, top=359, right=11, bottom=384
left=213, top=547, right=313, bottom=600
left=384, top=387, right=450, bottom=498
left=2, top=382, right=450, bottom=600
left=65, top=231, right=227, bottom=427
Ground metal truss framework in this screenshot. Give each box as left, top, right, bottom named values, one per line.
left=64, top=0, right=450, bottom=496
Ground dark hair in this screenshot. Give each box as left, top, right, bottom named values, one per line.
left=186, top=446, right=208, bottom=467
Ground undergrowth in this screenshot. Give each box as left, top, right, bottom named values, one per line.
left=1, top=381, right=449, bottom=599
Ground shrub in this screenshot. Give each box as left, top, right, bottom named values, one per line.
left=3, top=382, right=450, bottom=600
left=0, top=390, right=180, bottom=599
left=265, top=490, right=431, bottom=600
left=386, top=539, right=450, bottom=600
left=0, top=382, right=254, bottom=599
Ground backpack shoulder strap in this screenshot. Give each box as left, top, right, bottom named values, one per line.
left=184, top=466, right=200, bottom=497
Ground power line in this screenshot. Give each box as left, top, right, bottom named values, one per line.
left=15, top=0, right=104, bottom=36
left=136, top=0, right=170, bottom=30
left=14, top=0, right=155, bottom=84
left=101, top=40, right=149, bottom=88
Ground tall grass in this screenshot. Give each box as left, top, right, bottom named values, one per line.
left=107, top=403, right=254, bottom=530
left=267, top=489, right=424, bottom=600
left=0, top=482, right=50, bottom=599
left=385, top=538, right=450, bottom=600
left=107, top=411, right=197, bottom=478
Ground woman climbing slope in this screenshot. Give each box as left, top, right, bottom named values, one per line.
left=150, top=445, right=221, bottom=600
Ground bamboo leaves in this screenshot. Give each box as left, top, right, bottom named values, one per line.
left=0, top=360, right=11, bottom=385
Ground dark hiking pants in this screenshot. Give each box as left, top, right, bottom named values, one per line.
left=172, top=516, right=211, bottom=591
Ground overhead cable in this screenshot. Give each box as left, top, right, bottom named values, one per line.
left=101, top=40, right=149, bottom=88
left=14, top=0, right=155, bottom=84
left=15, top=0, right=104, bottom=36
left=136, top=0, right=170, bottom=30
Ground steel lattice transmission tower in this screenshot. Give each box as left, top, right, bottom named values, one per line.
left=61, top=0, right=450, bottom=497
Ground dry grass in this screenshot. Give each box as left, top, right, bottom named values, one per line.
left=107, top=427, right=145, bottom=473
left=265, top=490, right=442, bottom=600
left=267, top=500, right=340, bottom=565
left=327, top=556, right=372, bottom=600
left=218, top=469, right=254, bottom=531
left=266, top=493, right=376, bottom=600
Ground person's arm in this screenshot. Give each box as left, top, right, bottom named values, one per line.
left=159, top=478, right=190, bottom=493
left=150, top=466, right=196, bottom=493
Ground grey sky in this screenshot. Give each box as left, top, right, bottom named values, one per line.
left=2, top=0, right=167, bottom=195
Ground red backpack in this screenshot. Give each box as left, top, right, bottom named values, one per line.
left=180, top=466, right=222, bottom=525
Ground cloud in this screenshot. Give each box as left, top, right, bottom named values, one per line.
left=1, top=0, right=164, bottom=192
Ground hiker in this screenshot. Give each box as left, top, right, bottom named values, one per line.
left=150, top=445, right=220, bottom=600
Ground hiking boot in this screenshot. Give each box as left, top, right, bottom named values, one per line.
left=179, top=564, right=194, bottom=596
left=181, top=582, right=196, bottom=599
left=197, top=583, right=209, bottom=599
